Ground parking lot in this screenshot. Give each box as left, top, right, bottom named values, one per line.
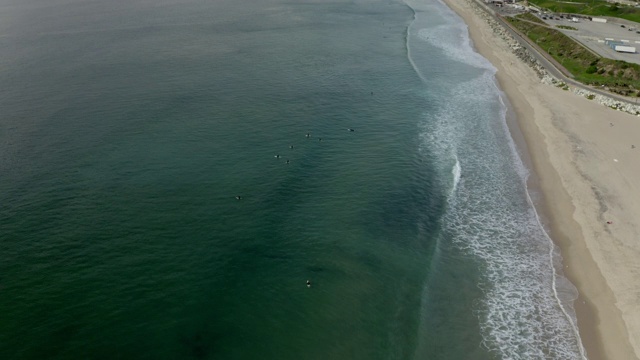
left=537, top=15, right=640, bottom=64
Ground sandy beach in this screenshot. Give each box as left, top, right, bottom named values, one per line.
left=440, top=0, right=640, bottom=358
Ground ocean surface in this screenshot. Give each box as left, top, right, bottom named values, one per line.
left=0, top=0, right=585, bottom=358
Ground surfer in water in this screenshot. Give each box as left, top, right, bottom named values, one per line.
left=235, top=196, right=242, bottom=200
left=347, top=128, right=355, bottom=132
left=306, top=280, right=311, bottom=288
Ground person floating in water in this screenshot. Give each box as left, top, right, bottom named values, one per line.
left=318, top=138, right=322, bottom=141
left=290, top=145, right=294, bottom=149
left=286, top=160, right=290, bottom=164
left=306, top=133, right=310, bottom=138
left=347, top=128, right=355, bottom=132
left=306, top=280, right=311, bottom=288
left=235, top=196, right=242, bottom=200
left=274, top=154, right=280, bottom=158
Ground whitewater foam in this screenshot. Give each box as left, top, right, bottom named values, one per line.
left=406, top=0, right=495, bottom=71
left=406, top=0, right=585, bottom=357
left=451, top=156, right=461, bottom=194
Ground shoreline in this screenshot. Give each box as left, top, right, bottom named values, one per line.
left=439, top=0, right=640, bottom=359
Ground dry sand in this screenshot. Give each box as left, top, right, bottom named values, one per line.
left=439, top=0, right=640, bottom=359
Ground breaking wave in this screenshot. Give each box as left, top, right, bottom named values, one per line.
left=406, top=0, right=586, bottom=358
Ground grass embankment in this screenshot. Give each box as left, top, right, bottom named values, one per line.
left=508, top=13, right=640, bottom=96
left=528, top=0, right=640, bottom=23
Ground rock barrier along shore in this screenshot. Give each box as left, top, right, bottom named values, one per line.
left=466, top=0, right=640, bottom=116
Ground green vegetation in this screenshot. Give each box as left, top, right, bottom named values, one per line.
left=523, top=13, right=547, bottom=24
left=527, top=0, right=640, bottom=23
left=508, top=13, right=640, bottom=96
left=556, top=25, right=578, bottom=30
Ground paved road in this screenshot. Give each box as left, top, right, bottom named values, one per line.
left=543, top=16, right=640, bottom=64
left=473, top=0, right=639, bottom=106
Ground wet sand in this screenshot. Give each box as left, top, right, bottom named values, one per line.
left=440, top=0, right=640, bottom=359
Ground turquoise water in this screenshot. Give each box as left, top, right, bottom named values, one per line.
left=0, top=0, right=584, bottom=359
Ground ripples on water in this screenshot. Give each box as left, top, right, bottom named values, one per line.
left=0, top=0, right=586, bottom=358
left=406, top=0, right=585, bottom=358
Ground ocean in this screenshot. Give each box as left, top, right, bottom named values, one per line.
left=0, top=0, right=585, bottom=358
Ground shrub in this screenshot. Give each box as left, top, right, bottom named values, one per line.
left=557, top=25, right=578, bottom=30
left=586, top=65, right=598, bottom=74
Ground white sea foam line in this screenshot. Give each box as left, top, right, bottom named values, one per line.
left=451, top=155, right=461, bottom=194
left=405, top=0, right=495, bottom=84
left=446, top=175, right=582, bottom=359
left=422, top=76, right=584, bottom=358
left=406, top=0, right=586, bottom=356
left=417, top=26, right=494, bottom=70
left=425, top=0, right=495, bottom=71
left=466, top=75, right=585, bottom=359
left=491, top=64, right=587, bottom=360
left=473, top=82, right=583, bottom=357
left=404, top=5, right=428, bottom=84
left=524, top=161, right=587, bottom=360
